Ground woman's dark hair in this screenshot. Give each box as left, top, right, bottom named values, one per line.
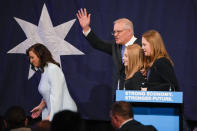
left=26, top=43, right=60, bottom=72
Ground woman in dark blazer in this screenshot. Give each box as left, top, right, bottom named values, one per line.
left=142, top=30, right=179, bottom=91
left=123, top=44, right=146, bottom=90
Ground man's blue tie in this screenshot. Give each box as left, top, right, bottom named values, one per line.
left=121, top=45, right=126, bottom=63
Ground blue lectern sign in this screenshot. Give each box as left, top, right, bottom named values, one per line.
left=116, top=90, right=183, bottom=103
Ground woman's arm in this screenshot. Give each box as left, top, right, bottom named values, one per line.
left=30, top=99, right=46, bottom=119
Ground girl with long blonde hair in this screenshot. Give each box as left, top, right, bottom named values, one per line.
left=123, top=44, right=146, bottom=90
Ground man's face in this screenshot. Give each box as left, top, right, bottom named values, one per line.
left=110, top=111, right=120, bottom=129
left=113, top=23, right=132, bottom=45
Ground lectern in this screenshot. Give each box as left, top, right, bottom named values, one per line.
left=116, top=90, right=183, bottom=131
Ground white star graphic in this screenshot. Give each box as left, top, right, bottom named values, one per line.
left=7, top=4, right=84, bottom=79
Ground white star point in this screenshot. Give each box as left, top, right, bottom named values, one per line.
left=8, top=4, right=84, bottom=79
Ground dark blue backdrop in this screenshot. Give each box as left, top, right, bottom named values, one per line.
left=0, top=0, right=197, bottom=121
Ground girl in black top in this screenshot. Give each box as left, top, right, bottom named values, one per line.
left=142, top=30, right=179, bottom=91
left=123, top=44, right=146, bottom=90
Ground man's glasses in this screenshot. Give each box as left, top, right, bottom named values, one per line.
left=111, top=30, right=124, bottom=35
left=111, top=30, right=125, bottom=36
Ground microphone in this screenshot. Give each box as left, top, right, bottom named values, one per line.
left=117, top=79, right=120, bottom=90
left=117, top=79, right=126, bottom=90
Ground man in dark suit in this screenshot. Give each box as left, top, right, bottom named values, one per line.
left=76, top=8, right=141, bottom=100
left=110, top=101, right=156, bottom=131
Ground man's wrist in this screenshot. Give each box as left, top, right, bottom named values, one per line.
left=83, top=27, right=91, bottom=36
left=83, top=26, right=90, bottom=32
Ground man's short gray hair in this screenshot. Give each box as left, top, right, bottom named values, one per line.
left=114, top=18, right=134, bottom=34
